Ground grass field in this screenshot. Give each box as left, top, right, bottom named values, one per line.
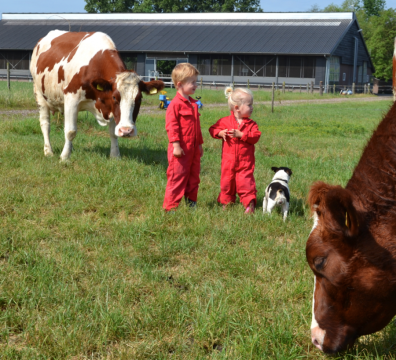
left=0, top=84, right=395, bottom=359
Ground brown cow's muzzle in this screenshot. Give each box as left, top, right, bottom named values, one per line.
left=311, top=326, right=325, bottom=352
left=118, top=127, right=135, bottom=137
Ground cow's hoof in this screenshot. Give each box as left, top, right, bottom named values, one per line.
left=44, top=150, right=54, bottom=157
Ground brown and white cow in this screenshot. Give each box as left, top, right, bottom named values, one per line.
left=30, top=30, right=164, bottom=160
left=306, top=101, right=396, bottom=353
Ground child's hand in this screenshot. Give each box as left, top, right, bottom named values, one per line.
left=227, top=129, right=243, bottom=138
left=173, top=142, right=185, bottom=158
left=218, top=129, right=228, bottom=140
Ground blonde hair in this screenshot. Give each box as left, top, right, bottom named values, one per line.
left=171, top=63, right=200, bottom=87
left=225, top=87, right=253, bottom=110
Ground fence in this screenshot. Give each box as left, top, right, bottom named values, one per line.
left=1, top=72, right=392, bottom=95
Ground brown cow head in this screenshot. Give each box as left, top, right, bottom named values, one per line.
left=91, top=72, right=164, bottom=137
left=306, top=182, right=395, bottom=353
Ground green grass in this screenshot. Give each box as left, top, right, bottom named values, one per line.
left=0, top=98, right=395, bottom=359
left=0, top=80, right=375, bottom=110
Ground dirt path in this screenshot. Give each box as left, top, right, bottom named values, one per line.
left=0, top=96, right=392, bottom=120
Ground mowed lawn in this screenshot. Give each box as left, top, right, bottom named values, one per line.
left=0, top=86, right=395, bottom=359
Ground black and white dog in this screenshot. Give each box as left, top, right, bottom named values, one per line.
left=263, top=167, right=292, bottom=221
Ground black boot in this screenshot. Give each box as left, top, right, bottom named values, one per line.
left=186, top=198, right=197, bottom=208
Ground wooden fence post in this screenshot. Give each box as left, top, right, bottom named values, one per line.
left=247, top=79, right=250, bottom=89
left=200, top=77, right=203, bottom=92
left=311, top=81, right=314, bottom=94
left=282, top=82, right=285, bottom=93
left=319, top=81, right=323, bottom=96
left=271, top=82, right=275, bottom=113
left=7, top=62, right=10, bottom=90
left=333, top=84, right=336, bottom=94
left=307, top=83, right=309, bottom=93
left=352, top=83, right=355, bottom=94
left=300, top=85, right=301, bottom=93
left=233, top=81, right=235, bottom=89
left=258, top=84, right=260, bottom=90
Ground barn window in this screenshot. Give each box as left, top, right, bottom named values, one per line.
left=197, top=56, right=211, bottom=75
left=278, top=56, right=288, bottom=77
left=328, top=56, right=340, bottom=84
left=363, top=61, right=367, bottom=84
left=265, top=57, right=277, bottom=77
left=0, top=51, right=30, bottom=70
left=234, top=56, right=265, bottom=77
left=120, top=53, right=138, bottom=71
left=358, top=65, right=363, bottom=84
left=197, top=55, right=231, bottom=76
left=289, top=56, right=302, bottom=78
left=303, top=57, right=316, bottom=78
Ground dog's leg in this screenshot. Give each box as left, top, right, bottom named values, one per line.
left=266, top=198, right=276, bottom=215
left=263, top=194, right=268, bottom=213
left=282, top=202, right=289, bottom=222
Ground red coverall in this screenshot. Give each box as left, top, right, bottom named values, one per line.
left=209, top=112, right=261, bottom=208
left=163, top=92, right=203, bottom=211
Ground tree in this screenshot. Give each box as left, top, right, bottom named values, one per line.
left=322, top=0, right=362, bottom=12
left=84, top=0, right=263, bottom=13
left=363, top=0, right=385, bottom=16
left=364, top=8, right=396, bottom=80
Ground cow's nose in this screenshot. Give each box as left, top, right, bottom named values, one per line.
left=311, top=326, right=325, bottom=351
left=119, top=127, right=134, bottom=137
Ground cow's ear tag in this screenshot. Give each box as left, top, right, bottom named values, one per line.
left=150, top=88, right=157, bottom=95
left=96, top=84, right=104, bottom=91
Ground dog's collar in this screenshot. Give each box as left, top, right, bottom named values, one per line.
left=272, top=178, right=288, bottom=183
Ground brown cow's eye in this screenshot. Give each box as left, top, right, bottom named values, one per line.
left=314, top=257, right=326, bottom=271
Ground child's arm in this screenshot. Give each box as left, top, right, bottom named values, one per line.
left=166, top=104, right=184, bottom=157
left=209, top=119, right=228, bottom=140
left=166, top=103, right=181, bottom=144
left=240, top=123, right=261, bottom=144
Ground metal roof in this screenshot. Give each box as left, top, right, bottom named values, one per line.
left=0, top=13, right=355, bottom=55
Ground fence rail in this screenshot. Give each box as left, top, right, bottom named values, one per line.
left=1, top=73, right=393, bottom=95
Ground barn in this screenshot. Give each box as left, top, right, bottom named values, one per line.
left=0, top=12, right=374, bottom=89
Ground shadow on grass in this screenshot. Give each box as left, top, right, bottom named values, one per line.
left=83, top=145, right=168, bottom=169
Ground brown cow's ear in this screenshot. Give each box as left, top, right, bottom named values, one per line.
left=324, top=186, right=359, bottom=238
left=308, top=181, right=332, bottom=213
left=139, top=80, right=165, bottom=95
left=92, top=79, right=112, bottom=92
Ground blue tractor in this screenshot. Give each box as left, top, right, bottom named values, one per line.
left=159, top=91, right=171, bottom=109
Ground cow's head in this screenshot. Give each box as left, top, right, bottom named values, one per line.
left=92, top=71, right=164, bottom=137
left=306, top=182, right=395, bottom=353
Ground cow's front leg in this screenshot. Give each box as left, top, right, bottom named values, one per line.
left=109, top=118, right=121, bottom=158
left=60, top=98, right=78, bottom=161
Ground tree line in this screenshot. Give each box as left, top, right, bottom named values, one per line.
left=84, top=0, right=395, bottom=81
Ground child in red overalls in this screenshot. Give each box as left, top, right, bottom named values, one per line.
left=209, top=88, right=261, bottom=214
left=163, top=63, right=203, bottom=211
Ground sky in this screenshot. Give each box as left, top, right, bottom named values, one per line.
left=1, top=0, right=396, bottom=14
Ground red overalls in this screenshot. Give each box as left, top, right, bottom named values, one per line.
left=209, top=112, right=261, bottom=208
left=163, top=92, right=203, bottom=211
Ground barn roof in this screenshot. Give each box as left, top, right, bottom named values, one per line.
left=0, top=12, right=357, bottom=55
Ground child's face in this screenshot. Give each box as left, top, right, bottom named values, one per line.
left=177, top=76, right=198, bottom=97
left=236, top=95, right=253, bottom=118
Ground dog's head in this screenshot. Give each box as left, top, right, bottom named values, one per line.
left=271, top=167, right=292, bottom=182
left=275, top=189, right=287, bottom=205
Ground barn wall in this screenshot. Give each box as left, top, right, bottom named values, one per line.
left=332, top=20, right=372, bottom=70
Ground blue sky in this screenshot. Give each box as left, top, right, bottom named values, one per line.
left=1, top=0, right=395, bottom=14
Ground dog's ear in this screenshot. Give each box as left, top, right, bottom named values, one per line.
left=271, top=167, right=279, bottom=173
left=287, top=168, right=292, bottom=176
